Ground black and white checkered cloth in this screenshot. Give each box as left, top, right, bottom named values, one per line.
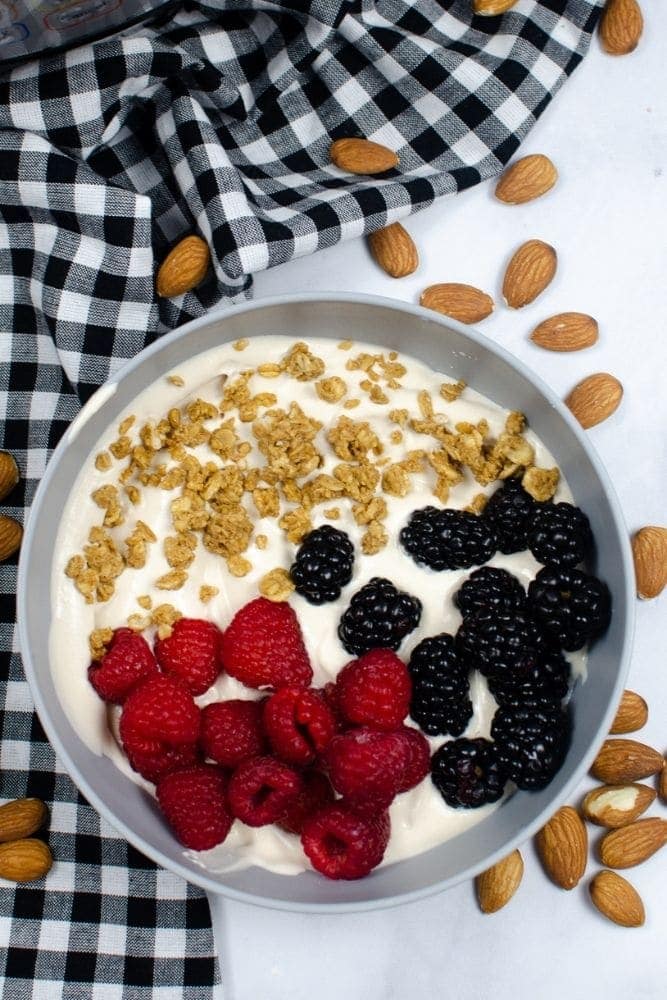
left=0, top=0, right=601, bottom=993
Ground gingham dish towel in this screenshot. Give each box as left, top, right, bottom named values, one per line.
left=0, top=1, right=602, bottom=995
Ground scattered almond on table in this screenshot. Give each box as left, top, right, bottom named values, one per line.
left=599, top=0, right=644, bottom=56
left=535, top=806, right=588, bottom=890
left=420, top=283, right=494, bottom=324
left=156, top=234, right=210, bottom=298
left=0, top=514, right=22, bottom=563
left=599, top=817, right=667, bottom=869
left=495, top=153, right=558, bottom=205
left=0, top=798, right=52, bottom=883
left=631, top=526, right=667, bottom=599
left=609, top=690, right=649, bottom=734
left=530, top=312, right=598, bottom=352
left=502, top=239, right=557, bottom=309
left=330, top=138, right=399, bottom=175
left=475, top=849, right=524, bottom=913
left=368, top=223, right=419, bottom=278
left=0, top=451, right=19, bottom=502
left=590, top=738, right=664, bottom=784
left=473, top=0, right=518, bottom=15
left=564, top=372, right=623, bottom=429
left=589, top=870, right=645, bottom=927
left=582, top=783, right=656, bottom=828
left=0, top=797, right=48, bottom=843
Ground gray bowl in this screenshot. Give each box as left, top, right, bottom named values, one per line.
left=17, top=293, right=634, bottom=912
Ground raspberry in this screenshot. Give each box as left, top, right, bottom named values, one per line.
left=154, top=618, right=223, bottom=696
left=290, top=525, right=354, bottom=604
left=395, top=726, right=431, bottom=792
left=156, top=764, right=232, bottom=851
left=337, top=577, right=422, bottom=656
left=301, top=803, right=390, bottom=880
left=227, top=756, right=304, bottom=827
left=124, top=738, right=200, bottom=785
left=120, top=674, right=200, bottom=749
left=335, top=649, right=412, bottom=730
left=431, top=737, right=507, bottom=808
left=220, top=597, right=312, bottom=690
left=277, top=769, right=336, bottom=835
left=325, top=726, right=429, bottom=810
left=88, top=630, right=159, bottom=704
left=200, top=699, right=266, bottom=768
left=263, top=687, right=337, bottom=765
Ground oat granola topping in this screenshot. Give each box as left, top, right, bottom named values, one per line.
left=259, top=567, right=295, bottom=602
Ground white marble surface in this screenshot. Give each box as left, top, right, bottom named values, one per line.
left=208, top=10, right=667, bottom=999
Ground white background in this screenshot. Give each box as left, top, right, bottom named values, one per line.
left=208, top=7, right=666, bottom=998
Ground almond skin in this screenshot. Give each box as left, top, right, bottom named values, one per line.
left=599, top=0, right=643, bottom=55
left=368, top=223, right=418, bottom=278
left=474, top=0, right=518, bottom=13
left=476, top=849, right=524, bottom=913
left=564, top=372, right=623, bottom=429
left=502, top=240, right=557, bottom=309
left=0, top=451, right=19, bottom=502
left=631, top=526, right=667, bottom=599
left=530, top=312, right=598, bottom=352
left=590, top=870, right=645, bottom=927
left=330, top=138, right=398, bottom=175
left=495, top=154, right=558, bottom=205
left=582, top=784, right=656, bottom=828
left=420, top=283, right=494, bottom=324
left=659, top=763, right=667, bottom=804
left=156, top=235, right=210, bottom=298
left=610, top=690, right=648, bottom=734
left=599, top=817, right=667, bottom=869
left=535, top=806, right=587, bottom=890
left=0, top=838, right=53, bottom=882
left=0, top=799, right=49, bottom=843
left=0, top=515, right=23, bottom=562
left=591, top=738, right=665, bottom=783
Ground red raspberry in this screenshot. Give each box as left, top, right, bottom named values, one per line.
left=322, top=682, right=348, bottom=730
left=120, top=675, right=200, bottom=766
left=335, top=648, right=412, bottom=730
left=227, top=756, right=304, bottom=827
left=325, top=726, right=430, bottom=810
left=124, top=737, right=200, bottom=785
left=154, top=618, right=223, bottom=696
left=395, top=726, right=431, bottom=792
left=156, top=764, right=233, bottom=851
left=277, top=769, right=336, bottom=835
left=220, top=598, right=312, bottom=690
left=88, top=630, right=158, bottom=704
left=263, top=687, right=336, bottom=765
left=200, top=699, right=266, bottom=768
left=301, top=803, right=390, bottom=880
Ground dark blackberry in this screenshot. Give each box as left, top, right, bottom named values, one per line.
left=431, top=738, right=508, bottom=808
left=408, top=634, right=472, bottom=737
left=491, top=704, right=571, bottom=790
left=454, top=566, right=527, bottom=620
left=455, top=609, right=550, bottom=679
left=526, top=502, right=593, bottom=567
left=487, top=648, right=571, bottom=710
left=290, top=526, right=354, bottom=604
left=400, top=507, right=496, bottom=571
left=337, top=577, right=422, bottom=656
left=482, top=478, right=541, bottom=554
left=528, top=565, right=611, bottom=651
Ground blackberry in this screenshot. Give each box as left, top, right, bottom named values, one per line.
left=337, top=577, right=422, bottom=656
left=526, top=502, right=593, bottom=567
left=491, top=704, right=571, bottom=791
left=482, top=478, right=540, bottom=554
left=487, top=648, right=571, bottom=710
left=431, top=738, right=508, bottom=808
left=290, top=526, right=354, bottom=604
left=455, top=609, right=550, bottom=679
left=408, top=634, right=472, bottom=737
left=454, top=566, right=527, bottom=620
left=528, top=565, right=611, bottom=651
left=400, top=507, right=496, bottom=571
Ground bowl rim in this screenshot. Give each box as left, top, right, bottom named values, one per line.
left=17, top=290, right=636, bottom=912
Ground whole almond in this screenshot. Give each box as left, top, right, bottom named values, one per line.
left=610, top=690, right=648, bottom=734
left=495, top=154, right=558, bottom=205
left=0, top=515, right=23, bottom=562
left=599, top=0, right=643, bottom=55
left=476, top=849, right=524, bottom=913
left=590, top=870, right=645, bottom=927
left=0, top=838, right=53, bottom=882
left=631, top=526, right=667, bottom=599
left=582, top=783, right=656, bottom=828
left=591, top=738, right=665, bottom=783
left=368, top=223, right=418, bottom=278
left=473, top=0, right=518, bottom=14
left=535, top=806, right=587, bottom=889
left=599, top=817, right=667, bottom=869
left=564, top=373, right=623, bottom=429
left=330, top=138, right=398, bottom=175
left=0, top=451, right=19, bottom=502
left=530, top=312, right=598, bottom=352
left=502, top=240, right=557, bottom=309
left=0, top=799, right=48, bottom=843
left=420, top=283, right=494, bottom=324
left=659, top=763, right=667, bottom=804
left=156, top=235, right=210, bottom=298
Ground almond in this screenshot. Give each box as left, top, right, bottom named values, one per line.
left=495, top=154, right=558, bottom=205
left=659, top=763, right=667, bottom=804
left=475, top=849, right=524, bottom=913
left=420, top=283, right=494, bottom=324
left=590, top=870, right=645, bottom=927
left=368, top=223, right=418, bottom=278
left=599, top=817, right=667, bottom=869
left=0, top=799, right=48, bottom=843
left=0, top=838, right=53, bottom=882
left=0, top=515, right=23, bottom=562
left=631, top=526, right=667, bottom=599
left=502, top=239, right=557, bottom=309
left=156, top=235, right=210, bottom=298
left=0, top=451, right=19, bottom=502
left=530, top=312, right=598, bottom=352
left=330, top=138, right=398, bottom=175
left=535, top=805, right=587, bottom=890
left=473, top=0, right=518, bottom=13
left=610, top=690, right=648, bottom=734
left=582, top=784, right=656, bottom=828
left=564, top=372, right=623, bottom=429
left=599, top=0, right=643, bottom=55
left=591, top=738, right=665, bottom=783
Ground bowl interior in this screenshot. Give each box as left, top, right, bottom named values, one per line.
left=18, top=294, right=634, bottom=912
